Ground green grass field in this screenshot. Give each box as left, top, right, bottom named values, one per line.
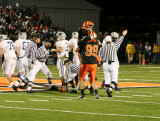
left=0, top=64, right=160, bottom=121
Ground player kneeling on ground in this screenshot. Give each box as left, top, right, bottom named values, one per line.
left=63, top=59, right=79, bottom=93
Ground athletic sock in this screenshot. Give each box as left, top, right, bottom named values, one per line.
left=15, top=80, right=20, bottom=87
left=81, top=89, right=85, bottom=95
left=27, top=81, right=33, bottom=91
left=95, top=89, right=98, bottom=95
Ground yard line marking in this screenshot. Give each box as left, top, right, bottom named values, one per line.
left=30, top=99, right=49, bottom=102
left=52, top=98, right=73, bottom=101
left=132, top=95, right=152, bottom=97
left=0, top=105, right=159, bottom=119
left=114, top=96, right=133, bottom=98
left=120, top=91, right=160, bottom=95
left=5, top=100, right=25, bottom=103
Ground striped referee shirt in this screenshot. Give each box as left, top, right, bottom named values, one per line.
left=36, top=45, right=49, bottom=62
left=66, top=63, right=79, bottom=81
left=24, top=41, right=37, bottom=64
left=99, top=36, right=124, bottom=62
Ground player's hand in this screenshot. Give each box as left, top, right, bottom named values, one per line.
left=122, top=30, right=128, bottom=36
left=51, top=49, right=56, bottom=52
left=30, top=64, right=34, bottom=69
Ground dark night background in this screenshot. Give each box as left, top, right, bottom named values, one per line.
left=86, top=0, right=160, bottom=62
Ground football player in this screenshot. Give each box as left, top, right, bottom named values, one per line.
left=0, top=34, right=17, bottom=87
left=51, top=31, right=69, bottom=92
left=78, top=28, right=100, bottom=99
left=14, top=32, right=31, bottom=87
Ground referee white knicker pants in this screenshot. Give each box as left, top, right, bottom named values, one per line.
left=103, top=60, right=119, bottom=85
left=27, top=59, right=52, bottom=82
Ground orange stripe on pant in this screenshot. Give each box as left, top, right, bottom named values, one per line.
left=79, top=64, right=97, bottom=83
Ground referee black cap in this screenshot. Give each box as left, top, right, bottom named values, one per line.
left=64, top=59, right=71, bottom=65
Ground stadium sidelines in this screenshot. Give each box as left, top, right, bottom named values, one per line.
left=1, top=77, right=160, bottom=92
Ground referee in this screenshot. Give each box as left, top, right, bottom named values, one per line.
left=99, top=30, right=127, bottom=97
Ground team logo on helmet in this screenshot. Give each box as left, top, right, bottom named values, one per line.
left=56, top=31, right=66, bottom=40
left=0, top=35, right=7, bottom=42
left=71, top=32, right=78, bottom=39
left=18, top=32, right=27, bottom=39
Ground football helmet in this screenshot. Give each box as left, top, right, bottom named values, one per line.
left=111, top=32, right=119, bottom=39
left=71, top=32, right=78, bottom=39
left=56, top=31, right=66, bottom=40
left=18, top=32, right=27, bottom=39
left=83, top=21, right=94, bottom=30
left=0, top=35, right=7, bottom=42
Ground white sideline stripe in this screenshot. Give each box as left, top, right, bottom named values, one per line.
left=52, top=98, right=73, bottom=100
left=132, top=95, right=152, bottom=97
left=114, top=96, right=133, bottom=98
left=0, top=105, right=159, bottom=119
left=30, top=99, right=49, bottom=102
left=5, top=100, right=25, bottom=103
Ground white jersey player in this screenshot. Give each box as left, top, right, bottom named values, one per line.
left=69, top=32, right=80, bottom=66
left=51, top=31, right=69, bottom=91
left=0, top=36, right=17, bottom=87
left=15, top=32, right=31, bottom=77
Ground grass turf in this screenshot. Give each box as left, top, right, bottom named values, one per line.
left=0, top=64, right=160, bottom=121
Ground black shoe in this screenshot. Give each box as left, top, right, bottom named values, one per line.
left=19, top=85, right=27, bottom=89
left=106, top=88, right=112, bottom=97
left=78, top=94, right=85, bottom=99
left=70, top=90, right=77, bottom=93
left=49, top=85, right=59, bottom=91
left=27, top=90, right=36, bottom=93
left=13, top=85, right=18, bottom=92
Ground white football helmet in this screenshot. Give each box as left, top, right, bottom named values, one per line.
left=18, top=32, right=27, bottom=39
left=56, top=31, right=66, bottom=40
left=0, top=35, right=7, bottom=42
left=71, top=32, right=78, bottom=39
left=111, top=32, right=119, bottom=38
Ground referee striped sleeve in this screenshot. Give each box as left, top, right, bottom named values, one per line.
left=24, top=41, right=37, bottom=64
left=115, top=35, right=124, bottom=51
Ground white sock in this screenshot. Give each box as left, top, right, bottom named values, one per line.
left=27, top=86, right=32, bottom=91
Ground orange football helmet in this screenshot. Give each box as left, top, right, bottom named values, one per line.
left=83, top=21, right=94, bottom=30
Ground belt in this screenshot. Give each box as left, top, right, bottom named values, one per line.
left=104, top=60, right=116, bottom=64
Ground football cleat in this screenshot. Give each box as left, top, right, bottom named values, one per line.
left=115, top=85, right=121, bottom=91
left=95, top=94, right=99, bottom=99
left=70, top=90, right=77, bottom=93
left=13, top=85, right=18, bottom=92
left=78, top=94, right=85, bottom=99
left=106, top=87, right=112, bottom=97
left=27, top=90, right=36, bottom=93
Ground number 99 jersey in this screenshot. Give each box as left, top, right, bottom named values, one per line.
left=0, top=40, right=16, bottom=60
left=78, top=39, right=99, bottom=64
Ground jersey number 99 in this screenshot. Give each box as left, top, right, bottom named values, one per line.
left=85, top=44, right=98, bottom=57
